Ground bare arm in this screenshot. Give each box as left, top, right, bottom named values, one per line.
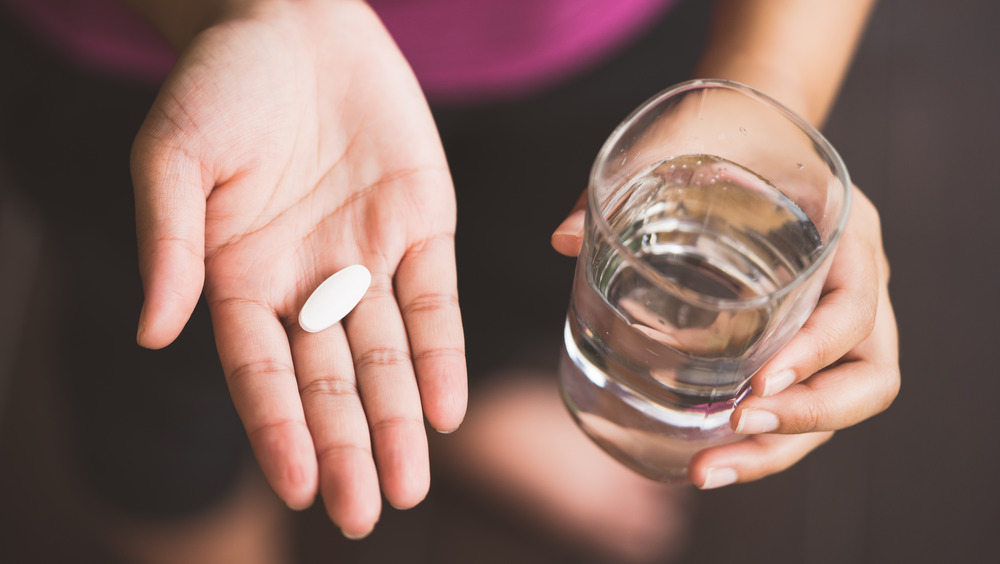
left=553, top=0, right=897, bottom=488
left=687, top=0, right=898, bottom=488
left=695, top=0, right=876, bottom=126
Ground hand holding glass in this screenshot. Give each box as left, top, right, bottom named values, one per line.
left=559, top=79, right=851, bottom=482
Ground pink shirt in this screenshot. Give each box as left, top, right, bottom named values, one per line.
left=374, top=0, right=678, bottom=102
left=3, top=0, right=677, bottom=102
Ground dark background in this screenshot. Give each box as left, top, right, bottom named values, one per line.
left=2, top=0, right=998, bottom=563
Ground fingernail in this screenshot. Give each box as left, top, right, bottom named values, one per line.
left=762, top=369, right=796, bottom=397
left=735, top=409, right=779, bottom=434
left=341, top=528, right=373, bottom=541
left=283, top=493, right=315, bottom=512
left=701, top=467, right=738, bottom=489
left=552, top=210, right=585, bottom=238
left=135, top=318, right=146, bottom=344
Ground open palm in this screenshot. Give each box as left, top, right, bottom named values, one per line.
left=131, top=2, right=465, bottom=537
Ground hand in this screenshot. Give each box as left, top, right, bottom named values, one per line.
left=551, top=186, right=899, bottom=487
left=131, top=0, right=466, bottom=537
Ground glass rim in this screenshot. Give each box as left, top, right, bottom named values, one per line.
left=588, top=78, right=852, bottom=309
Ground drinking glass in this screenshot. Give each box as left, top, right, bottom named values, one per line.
left=559, top=79, right=851, bottom=482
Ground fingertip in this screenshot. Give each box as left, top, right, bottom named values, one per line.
left=551, top=209, right=585, bottom=256
left=433, top=420, right=463, bottom=435
left=415, top=356, right=468, bottom=434
left=135, top=306, right=174, bottom=350
left=283, top=485, right=317, bottom=511
left=136, top=254, right=205, bottom=349
left=134, top=296, right=194, bottom=349
left=253, top=429, right=320, bottom=512
left=698, top=467, right=739, bottom=490
left=429, top=412, right=465, bottom=435
left=551, top=231, right=583, bottom=257
left=341, top=526, right=376, bottom=541
left=382, top=454, right=430, bottom=510
left=317, top=446, right=383, bottom=538
left=386, top=481, right=429, bottom=511
left=758, top=368, right=797, bottom=398
left=274, top=456, right=320, bottom=511
left=426, top=384, right=468, bottom=435
left=378, top=441, right=430, bottom=512
left=687, top=449, right=720, bottom=488
left=135, top=315, right=150, bottom=348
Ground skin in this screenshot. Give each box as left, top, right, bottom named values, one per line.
left=552, top=0, right=899, bottom=489
left=129, top=0, right=465, bottom=538
left=124, top=0, right=898, bottom=539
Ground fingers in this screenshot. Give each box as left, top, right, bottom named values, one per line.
left=288, top=231, right=464, bottom=535
left=291, top=323, right=382, bottom=538
left=690, top=432, right=835, bottom=489
left=692, top=187, right=898, bottom=486
left=749, top=189, right=882, bottom=398
left=732, top=281, right=899, bottom=435
left=395, top=233, right=467, bottom=433
left=551, top=191, right=588, bottom=257
left=210, top=296, right=319, bottom=510
left=132, top=133, right=208, bottom=349
left=344, top=270, right=431, bottom=510
left=728, top=191, right=899, bottom=438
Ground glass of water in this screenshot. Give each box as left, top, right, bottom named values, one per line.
left=559, top=79, right=851, bottom=482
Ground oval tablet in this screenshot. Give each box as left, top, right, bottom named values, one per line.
left=298, top=264, right=372, bottom=333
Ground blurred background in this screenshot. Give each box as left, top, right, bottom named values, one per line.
left=2, top=0, right=997, bottom=562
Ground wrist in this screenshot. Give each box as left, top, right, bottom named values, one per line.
left=692, top=56, right=819, bottom=126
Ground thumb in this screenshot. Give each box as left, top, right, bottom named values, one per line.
left=551, top=190, right=588, bottom=257
left=132, top=130, right=208, bottom=350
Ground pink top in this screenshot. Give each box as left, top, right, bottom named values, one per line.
left=3, top=0, right=176, bottom=84
left=3, top=0, right=677, bottom=102
left=374, top=0, right=678, bottom=102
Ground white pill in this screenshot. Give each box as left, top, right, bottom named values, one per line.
left=298, top=264, right=372, bottom=333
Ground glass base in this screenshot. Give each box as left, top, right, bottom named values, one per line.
left=559, top=333, right=746, bottom=483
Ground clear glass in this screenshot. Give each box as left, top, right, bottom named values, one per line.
left=559, top=79, right=851, bottom=482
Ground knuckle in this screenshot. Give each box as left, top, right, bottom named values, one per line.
left=401, top=291, right=459, bottom=318
left=858, top=293, right=879, bottom=336
left=226, top=358, right=294, bottom=387
left=299, top=376, right=358, bottom=403
left=863, top=196, right=883, bottom=233
left=799, top=322, right=839, bottom=370
left=247, top=417, right=305, bottom=444
left=354, top=347, right=412, bottom=372
left=363, top=276, right=396, bottom=302
left=796, top=399, right=828, bottom=433
left=413, top=346, right=465, bottom=364
left=407, top=231, right=454, bottom=255
left=207, top=294, right=270, bottom=313
left=316, top=442, right=372, bottom=465
left=369, top=414, right=423, bottom=437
